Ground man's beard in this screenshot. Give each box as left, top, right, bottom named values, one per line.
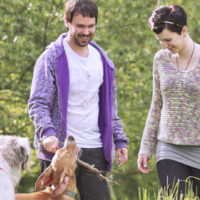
left=73, top=33, right=94, bottom=47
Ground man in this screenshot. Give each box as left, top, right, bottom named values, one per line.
left=28, top=0, right=128, bottom=199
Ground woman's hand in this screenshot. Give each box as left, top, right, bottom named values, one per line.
left=137, top=154, right=150, bottom=174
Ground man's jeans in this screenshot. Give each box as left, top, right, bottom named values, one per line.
left=76, top=147, right=111, bottom=200
left=40, top=147, right=111, bottom=200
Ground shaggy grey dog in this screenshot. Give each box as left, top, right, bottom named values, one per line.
left=0, top=135, right=31, bottom=200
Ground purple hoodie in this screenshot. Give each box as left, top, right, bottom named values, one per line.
left=28, top=33, right=128, bottom=170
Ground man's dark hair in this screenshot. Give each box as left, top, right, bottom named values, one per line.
left=64, top=0, right=98, bottom=24
left=149, top=5, right=187, bottom=34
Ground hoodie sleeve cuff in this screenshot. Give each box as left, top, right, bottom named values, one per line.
left=42, top=127, right=57, bottom=138
left=115, top=141, right=128, bottom=149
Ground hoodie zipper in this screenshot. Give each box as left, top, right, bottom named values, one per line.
left=52, top=45, right=66, bottom=144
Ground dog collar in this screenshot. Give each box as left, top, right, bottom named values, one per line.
left=64, top=190, right=76, bottom=198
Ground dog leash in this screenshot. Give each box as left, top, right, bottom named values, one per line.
left=64, top=190, right=76, bottom=198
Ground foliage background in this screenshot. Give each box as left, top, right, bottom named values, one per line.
left=0, top=0, right=200, bottom=199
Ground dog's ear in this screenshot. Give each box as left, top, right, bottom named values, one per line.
left=20, top=146, right=30, bottom=170
left=16, top=137, right=31, bottom=170
left=35, top=165, right=53, bottom=191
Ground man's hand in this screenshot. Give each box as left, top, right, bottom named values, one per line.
left=43, top=136, right=59, bottom=153
left=117, top=147, right=128, bottom=167
left=137, top=154, right=150, bottom=174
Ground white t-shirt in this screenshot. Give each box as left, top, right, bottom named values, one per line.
left=63, top=37, right=103, bottom=148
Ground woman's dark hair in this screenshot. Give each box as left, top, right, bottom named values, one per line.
left=149, top=5, right=187, bottom=34
left=64, top=0, right=98, bottom=24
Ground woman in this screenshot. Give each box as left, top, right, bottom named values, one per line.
left=137, top=5, right=200, bottom=198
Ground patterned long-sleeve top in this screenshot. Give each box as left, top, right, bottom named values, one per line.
left=139, top=49, right=200, bottom=157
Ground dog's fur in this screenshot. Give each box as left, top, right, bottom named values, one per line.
left=15, top=187, right=71, bottom=200
left=16, top=136, right=77, bottom=200
left=0, top=135, right=31, bottom=200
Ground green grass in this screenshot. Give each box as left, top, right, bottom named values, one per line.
left=138, top=177, right=200, bottom=200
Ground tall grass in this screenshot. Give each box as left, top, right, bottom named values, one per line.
left=138, top=177, right=200, bottom=200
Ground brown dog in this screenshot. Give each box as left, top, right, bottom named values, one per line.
left=15, top=136, right=77, bottom=200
